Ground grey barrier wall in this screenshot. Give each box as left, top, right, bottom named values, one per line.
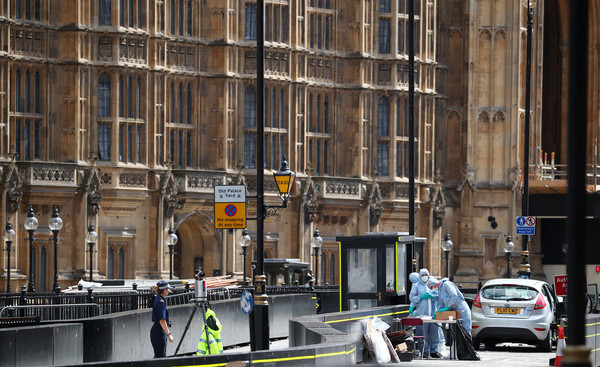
left=83, top=293, right=316, bottom=362
left=0, top=323, right=83, bottom=367
left=71, top=304, right=408, bottom=366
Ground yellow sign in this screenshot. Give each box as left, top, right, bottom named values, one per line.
left=214, top=202, right=247, bottom=229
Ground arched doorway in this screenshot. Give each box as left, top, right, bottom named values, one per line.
left=174, top=212, right=221, bottom=279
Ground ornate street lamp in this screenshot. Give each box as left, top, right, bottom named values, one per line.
left=3, top=220, right=16, bottom=292
left=85, top=222, right=98, bottom=282
left=441, top=231, right=453, bottom=279
left=311, top=229, right=323, bottom=286
left=504, top=235, right=515, bottom=278
left=24, top=206, right=38, bottom=292
left=165, top=228, right=178, bottom=280
left=273, top=157, right=296, bottom=208
left=239, top=228, right=251, bottom=285
left=519, top=0, right=537, bottom=279
left=49, top=206, right=63, bottom=293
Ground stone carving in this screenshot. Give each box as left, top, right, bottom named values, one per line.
left=366, top=181, right=384, bottom=227
left=162, top=168, right=184, bottom=219
left=431, top=171, right=446, bottom=228
left=458, top=163, right=475, bottom=192
left=4, top=151, right=23, bottom=214
left=84, top=156, right=103, bottom=216
left=119, top=172, right=146, bottom=187
left=302, top=179, right=319, bottom=223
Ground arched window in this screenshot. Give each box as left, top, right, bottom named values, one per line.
left=187, top=83, right=192, bottom=124
left=244, top=87, right=257, bottom=168
left=244, top=87, right=256, bottom=128
left=323, top=96, right=329, bottom=133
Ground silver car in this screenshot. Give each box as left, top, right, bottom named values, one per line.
left=471, top=278, right=558, bottom=351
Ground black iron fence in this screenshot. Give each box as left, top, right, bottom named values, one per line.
left=0, top=284, right=339, bottom=322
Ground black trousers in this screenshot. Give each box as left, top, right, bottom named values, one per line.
left=151, top=322, right=167, bottom=358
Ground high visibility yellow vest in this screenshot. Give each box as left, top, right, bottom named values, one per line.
left=196, top=308, right=223, bottom=355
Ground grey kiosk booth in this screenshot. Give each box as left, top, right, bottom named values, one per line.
left=336, top=233, right=426, bottom=311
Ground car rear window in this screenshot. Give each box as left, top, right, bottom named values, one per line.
left=481, top=285, right=538, bottom=301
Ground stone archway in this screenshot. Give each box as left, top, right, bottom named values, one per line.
left=174, top=212, right=221, bottom=279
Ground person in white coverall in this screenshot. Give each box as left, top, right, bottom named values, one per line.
left=408, top=269, right=445, bottom=358
left=428, top=277, right=472, bottom=335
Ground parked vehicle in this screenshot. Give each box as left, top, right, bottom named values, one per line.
left=471, top=278, right=559, bottom=352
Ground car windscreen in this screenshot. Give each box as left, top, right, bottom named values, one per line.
left=481, top=285, right=538, bottom=301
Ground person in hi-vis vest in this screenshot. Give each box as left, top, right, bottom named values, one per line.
left=196, top=306, right=223, bottom=355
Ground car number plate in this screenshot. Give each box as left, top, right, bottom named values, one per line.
left=495, top=307, right=519, bottom=314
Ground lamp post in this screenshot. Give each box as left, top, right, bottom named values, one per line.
left=3, top=220, right=16, bottom=292
left=311, top=229, right=323, bottom=286
left=49, top=206, right=63, bottom=293
left=519, top=0, right=536, bottom=279
left=250, top=155, right=296, bottom=351
left=239, top=228, right=251, bottom=285
left=504, top=235, right=515, bottom=278
left=85, top=222, right=98, bottom=282
left=24, top=206, right=38, bottom=292
left=166, top=228, right=178, bottom=280
left=441, top=231, right=453, bottom=279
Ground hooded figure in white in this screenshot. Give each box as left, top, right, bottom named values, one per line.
left=428, top=277, right=472, bottom=335
left=408, top=269, right=445, bottom=357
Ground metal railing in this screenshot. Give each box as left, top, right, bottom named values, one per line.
left=0, top=303, right=102, bottom=320
left=0, top=284, right=339, bottom=322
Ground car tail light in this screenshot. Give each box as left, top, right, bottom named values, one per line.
left=473, top=292, right=482, bottom=308
left=534, top=327, right=547, bottom=331
left=472, top=325, right=479, bottom=329
left=534, top=294, right=547, bottom=310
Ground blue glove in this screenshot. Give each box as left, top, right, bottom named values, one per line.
left=408, top=305, right=414, bottom=315
left=438, top=306, right=450, bottom=312
left=420, top=292, right=434, bottom=300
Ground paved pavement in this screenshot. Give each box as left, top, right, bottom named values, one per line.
left=227, top=340, right=556, bottom=366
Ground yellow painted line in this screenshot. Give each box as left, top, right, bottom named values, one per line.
left=585, top=333, right=600, bottom=338
left=586, top=321, right=600, bottom=327
left=325, top=310, right=408, bottom=324
left=338, top=242, right=342, bottom=312
left=175, top=363, right=228, bottom=367
left=592, top=347, right=600, bottom=352
left=253, top=347, right=356, bottom=364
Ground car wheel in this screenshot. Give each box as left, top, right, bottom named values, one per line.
left=536, top=332, right=552, bottom=352
left=472, top=337, right=480, bottom=351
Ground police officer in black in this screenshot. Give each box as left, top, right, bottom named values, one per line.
left=151, top=280, right=174, bottom=358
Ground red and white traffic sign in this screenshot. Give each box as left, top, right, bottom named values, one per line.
left=554, top=274, right=568, bottom=297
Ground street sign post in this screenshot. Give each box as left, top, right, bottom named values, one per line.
left=241, top=290, right=253, bottom=315
left=516, top=216, right=536, bottom=235
left=214, top=185, right=247, bottom=229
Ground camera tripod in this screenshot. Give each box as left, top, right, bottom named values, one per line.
left=174, top=298, right=211, bottom=356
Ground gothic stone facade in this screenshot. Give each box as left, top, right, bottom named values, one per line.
left=0, top=0, right=595, bottom=291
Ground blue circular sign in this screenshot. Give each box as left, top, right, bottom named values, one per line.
left=225, top=204, right=237, bottom=217
left=241, top=290, right=253, bottom=315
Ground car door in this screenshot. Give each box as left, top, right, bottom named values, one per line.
left=541, top=284, right=556, bottom=323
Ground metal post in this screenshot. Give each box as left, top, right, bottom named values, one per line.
left=408, top=0, right=415, bottom=238
left=4, top=221, right=15, bottom=293
left=242, top=246, right=248, bottom=285
left=168, top=245, right=174, bottom=280
left=25, top=206, right=38, bottom=292
left=27, top=229, right=35, bottom=292
left=506, top=253, right=511, bottom=278
left=49, top=207, right=63, bottom=293
left=89, top=242, right=94, bottom=282
left=250, top=0, right=269, bottom=351
left=563, top=1, right=591, bottom=365
left=314, top=247, right=319, bottom=286
left=52, top=229, right=60, bottom=292
left=444, top=251, right=450, bottom=279
left=519, top=0, right=533, bottom=278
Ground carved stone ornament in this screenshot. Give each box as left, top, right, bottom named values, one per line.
left=431, top=171, right=446, bottom=228
left=457, top=163, right=476, bottom=192
left=162, top=170, right=184, bottom=219
left=4, top=160, right=23, bottom=214
left=366, top=181, right=384, bottom=227
left=302, top=179, right=319, bottom=223
left=84, top=160, right=103, bottom=216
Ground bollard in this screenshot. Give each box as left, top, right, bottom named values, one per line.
left=19, top=285, right=27, bottom=317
